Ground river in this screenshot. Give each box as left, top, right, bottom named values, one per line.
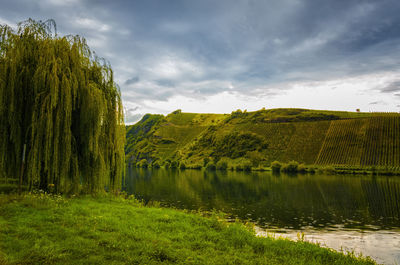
left=123, top=168, right=400, bottom=264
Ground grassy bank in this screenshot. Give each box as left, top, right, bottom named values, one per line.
left=0, top=193, right=376, bottom=265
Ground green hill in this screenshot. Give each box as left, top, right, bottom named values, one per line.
left=125, top=108, right=400, bottom=171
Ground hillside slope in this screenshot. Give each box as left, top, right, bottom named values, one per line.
left=126, top=108, right=400, bottom=170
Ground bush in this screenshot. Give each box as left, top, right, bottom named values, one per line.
left=172, top=109, right=182, bottom=114
left=170, top=161, right=179, bottom=169
left=322, top=166, right=336, bottom=174
left=138, top=159, right=148, bottom=168
left=179, top=162, right=186, bottom=169
left=216, top=160, right=228, bottom=170
left=282, top=161, right=299, bottom=173
left=271, top=161, right=282, bottom=173
left=235, top=164, right=243, bottom=171
left=189, top=164, right=202, bottom=170
left=308, top=167, right=316, bottom=174
left=243, top=162, right=252, bottom=171
left=297, top=164, right=307, bottom=173
left=151, top=161, right=160, bottom=169
left=164, top=161, right=171, bottom=169
left=205, top=162, right=216, bottom=170
left=214, top=132, right=268, bottom=159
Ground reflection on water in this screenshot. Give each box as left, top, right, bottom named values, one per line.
left=255, top=228, right=400, bottom=265
left=123, top=168, right=400, bottom=264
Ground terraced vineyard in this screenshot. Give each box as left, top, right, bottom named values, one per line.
left=316, top=115, right=400, bottom=168
left=360, top=116, right=400, bottom=168
left=315, top=119, right=368, bottom=165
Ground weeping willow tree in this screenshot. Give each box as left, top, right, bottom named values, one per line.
left=0, top=19, right=125, bottom=194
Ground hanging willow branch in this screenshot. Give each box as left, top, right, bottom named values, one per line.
left=0, top=19, right=125, bottom=194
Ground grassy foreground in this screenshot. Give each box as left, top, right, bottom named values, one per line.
left=0, top=193, right=376, bottom=265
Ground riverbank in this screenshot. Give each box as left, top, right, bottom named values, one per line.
left=132, top=162, right=400, bottom=176
left=0, top=193, right=376, bottom=264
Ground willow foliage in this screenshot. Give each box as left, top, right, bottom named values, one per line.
left=0, top=19, right=125, bottom=194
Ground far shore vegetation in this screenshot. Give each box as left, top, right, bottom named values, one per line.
left=132, top=159, right=400, bottom=176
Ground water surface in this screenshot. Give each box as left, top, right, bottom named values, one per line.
left=124, top=168, right=400, bottom=264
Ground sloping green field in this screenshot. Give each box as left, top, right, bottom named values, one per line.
left=126, top=108, right=400, bottom=169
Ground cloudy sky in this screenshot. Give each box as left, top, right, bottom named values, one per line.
left=1, top=0, right=400, bottom=123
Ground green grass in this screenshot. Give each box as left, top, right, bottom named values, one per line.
left=165, top=112, right=225, bottom=126
left=0, top=193, right=376, bottom=265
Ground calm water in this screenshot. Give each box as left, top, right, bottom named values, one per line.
left=123, top=168, right=400, bottom=264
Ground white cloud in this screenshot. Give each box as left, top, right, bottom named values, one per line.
left=147, top=55, right=203, bottom=80
left=45, top=0, right=80, bottom=7
left=85, top=34, right=108, bottom=50
left=74, top=18, right=111, bottom=32
left=132, top=71, right=400, bottom=117
left=0, top=16, right=16, bottom=28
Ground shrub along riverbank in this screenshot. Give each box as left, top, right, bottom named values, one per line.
left=134, top=160, right=400, bottom=176
left=0, top=193, right=376, bottom=264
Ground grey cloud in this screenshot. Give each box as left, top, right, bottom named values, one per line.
left=155, top=79, right=175, bottom=87
left=369, top=101, right=386, bottom=105
left=123, top=87, right=175, bottom=102
left=194, top=87, right=224, bottom=95
left=125, top=77, right=140, bottom=85
left=380, top=81, right=400, bottom=93
left=128, top=106, right=139, bottom=112
left=1, top=0, right=400, bottom=111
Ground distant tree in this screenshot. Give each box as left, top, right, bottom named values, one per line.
left=271, top=161, right=282, bottom=173
left=0, top=19, right=125, bottom=194
left=179, top=162, right=186, bottom=169
left=216, top=160, right=228, bottom=170
left=170, top=161, right=179, bottom=169
left=164, top=161, right=171, bottom=169
left=205, top=162, right=216, bottom=170
left=243, top=161, right=252, bottom=171
left=281, top=161, right=299, bottom=173
left=151, top=161, right=160, bottom=169
left=139, top=159, right=148, bottom=168
left=235, top=164, right=243, bottom=171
